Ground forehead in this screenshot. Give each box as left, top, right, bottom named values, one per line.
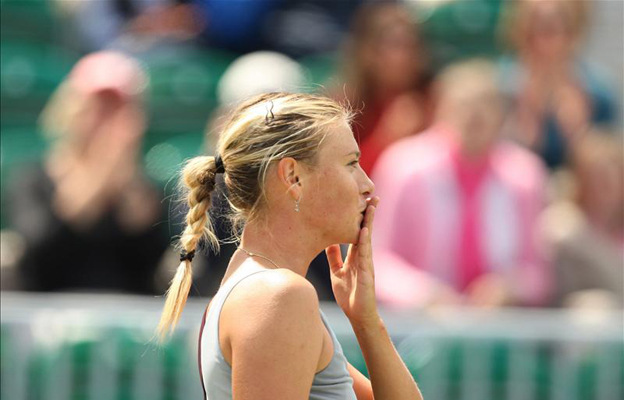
left=319, top=122, right=359, bottom=158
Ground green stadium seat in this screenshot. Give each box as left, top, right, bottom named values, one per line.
left=0, top=126, right=50, bottom=228
left=417, top=0, right=503, bottom=69
left=144, top=48, right=235, bottom=140
left=0, top=40, right=78, bottom=128
left=143, top=130, right=205, bottom=186
left=298, top=52, right=340, bottom=91
left=0, top=0, right=57, bottom=43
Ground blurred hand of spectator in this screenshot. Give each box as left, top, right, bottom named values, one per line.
left=515, top=65, right=591, bottom=149
left=51, top=94, right=146, bottom=229
left=466, top=273, right=517, bottom=308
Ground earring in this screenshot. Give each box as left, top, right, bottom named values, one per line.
left=294, top=198, right=300, bottom=212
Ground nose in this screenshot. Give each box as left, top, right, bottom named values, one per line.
left=360, top=170, right=375, bottom=197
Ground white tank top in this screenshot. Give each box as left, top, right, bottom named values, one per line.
left=198, top=268, right=358, bottom=399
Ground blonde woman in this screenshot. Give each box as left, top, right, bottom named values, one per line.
left=158, top=93, right=422, bottom=399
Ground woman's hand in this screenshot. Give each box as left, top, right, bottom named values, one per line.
left=326, top=196, right=380, bottom=327
left=327, top=197, right=423, bottom=400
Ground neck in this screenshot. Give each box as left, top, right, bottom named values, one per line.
left=236, top=211, right=323, bottom=277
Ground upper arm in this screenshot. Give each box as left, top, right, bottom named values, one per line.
left=226, top=272, right=325, bottom=400
left=348, top=362, right=374, bottom=400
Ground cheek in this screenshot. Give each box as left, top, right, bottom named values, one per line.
left=308, top=168, right=358, bottom=220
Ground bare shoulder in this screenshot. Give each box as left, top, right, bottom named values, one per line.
left=221, top=268, right=321, bottom=335
left=233, top=268, right=318, bottom=306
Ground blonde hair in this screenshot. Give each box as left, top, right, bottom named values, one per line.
left=498, top=0, right=590, bottom=52
left=157, top=92, right=353, bottom=338
left=435, top=58, right=498, bottom=95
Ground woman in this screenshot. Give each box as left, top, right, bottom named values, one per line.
left=9, top=51, right=167, bottom=293
left=157, top=93, right=422, bottom=399
left=497, top=0, right=616, bottom=169
left=338, top=2, right=432, bottom=176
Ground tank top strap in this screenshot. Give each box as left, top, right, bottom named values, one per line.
left=318, top=309, right=337, bottom=343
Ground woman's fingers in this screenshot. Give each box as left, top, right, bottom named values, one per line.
left=357, top=227, right=372, bottom=264
left=335, top=197, right=380, bottom=274
left=345, top=242, right=357, bottom=268
left=364, top=204, right=376, bottom=237
left=358, top=226, right=369, bottom=248
left=364, top=196, right=379, bottom=224
left=325, top=245, right=343, bottom=274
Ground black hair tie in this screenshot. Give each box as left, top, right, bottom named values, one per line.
left=180, top=249, right=196, bottom=262
left=214, top=155, right=225, bottom=174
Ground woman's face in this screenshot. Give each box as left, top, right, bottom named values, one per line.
left=526, top=1, right=574, bottom=60
left=364, top=23, right=419, bottom=91
left=301, top=122, right=375, bottom=245
left=439, top=74, right=503, bottom=157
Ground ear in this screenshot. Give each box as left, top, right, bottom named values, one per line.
left=276, top=157, right=302, bottom=198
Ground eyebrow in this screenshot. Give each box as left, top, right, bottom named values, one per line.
left=346, top=151, right=361, bottom=158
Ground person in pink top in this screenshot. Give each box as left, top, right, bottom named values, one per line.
left=371, top=59, right=551, bottom=308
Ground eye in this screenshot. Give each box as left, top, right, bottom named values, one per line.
left=348, top=159, right=359, bottom=167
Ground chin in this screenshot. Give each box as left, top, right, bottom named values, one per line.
left=327, top=228, right=359, bottom=246
left=324, top=217, right=362, bottom=245
left=346, top=226, right=361, bottom=245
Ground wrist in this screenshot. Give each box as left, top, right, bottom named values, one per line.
left=349, top=313, right=383, bottom=335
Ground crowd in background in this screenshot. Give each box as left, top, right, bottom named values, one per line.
left=1, top=0, right=622, bottom=311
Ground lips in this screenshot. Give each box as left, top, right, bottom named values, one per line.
left=359, top=205, right=368, bottom=220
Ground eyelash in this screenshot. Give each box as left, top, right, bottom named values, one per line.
left=348, top=160, right=359, bottom=167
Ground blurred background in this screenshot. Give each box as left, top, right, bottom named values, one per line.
left=0, top=0, right=622, bottom=399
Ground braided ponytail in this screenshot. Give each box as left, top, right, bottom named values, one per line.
left=157, top=156, right=221, bottom=339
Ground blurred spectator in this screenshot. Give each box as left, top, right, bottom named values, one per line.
left=55, top=0, right=203, bottom=54
left=497, top=0, right=617, bottom=169
left=7, top=51, right=168, bottom=294
left=338, top=1, right=433, bottom=176
left=372, top=59, right=550, bottom=308
left=540, top=133, right=624, bottom=308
